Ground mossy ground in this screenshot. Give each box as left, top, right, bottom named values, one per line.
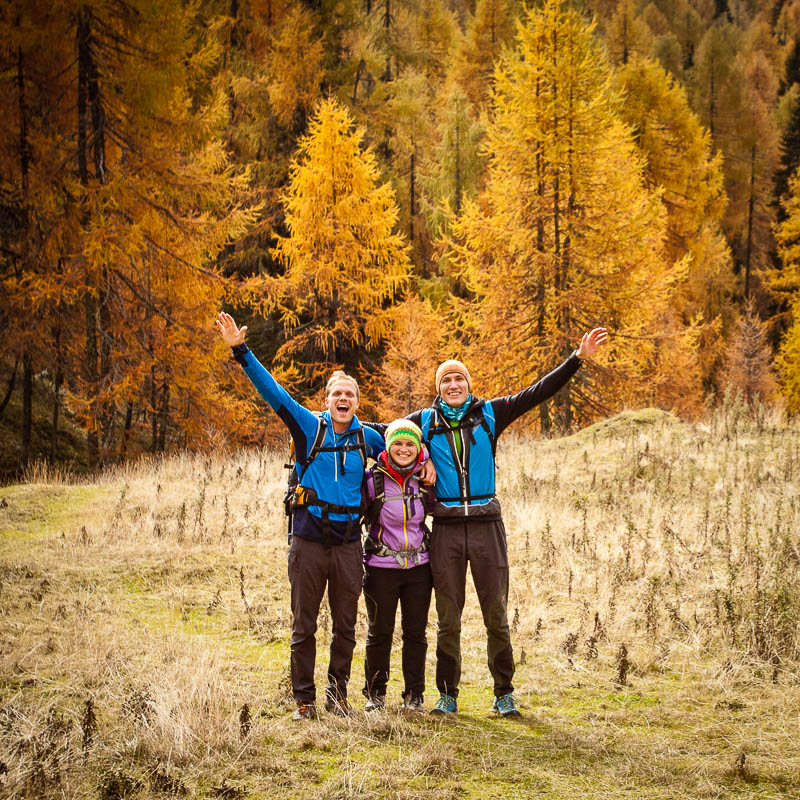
left=1, top=406, right=798, bottom=798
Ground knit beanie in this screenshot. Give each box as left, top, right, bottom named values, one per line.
left=435, top=360, right=472, bottom=393
left=385, top=419, right=423, bottom=454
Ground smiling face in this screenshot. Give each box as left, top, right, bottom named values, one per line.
left=439, top=372, right=470, bottom=408
left=388, top=437, right=418, bottom=468
left=325, top=379, right=360, bottom=432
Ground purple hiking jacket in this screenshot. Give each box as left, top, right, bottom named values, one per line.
left=363, top=452, right=435, bottom=569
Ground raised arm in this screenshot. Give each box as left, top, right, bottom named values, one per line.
left=491, top=327, right=608, bottom=436
left=216, top=311, right=321, bottom=449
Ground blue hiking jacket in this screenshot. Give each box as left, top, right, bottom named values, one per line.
left=405, top=353, right=582, bottom=520
left=232, top=344, right=384, bottom=543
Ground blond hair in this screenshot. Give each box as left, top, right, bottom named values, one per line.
left=325, top=370, right=360, bottom=399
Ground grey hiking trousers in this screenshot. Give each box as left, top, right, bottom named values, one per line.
left=430, top=516, right=514, bottom=698
left=287, top=535, right=364, bottom=703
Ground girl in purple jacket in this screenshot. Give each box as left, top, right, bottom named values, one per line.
left=362, top=419, right=435, bottom=712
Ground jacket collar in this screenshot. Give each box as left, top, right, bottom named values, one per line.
left=432, top=394, right=485, bottom=420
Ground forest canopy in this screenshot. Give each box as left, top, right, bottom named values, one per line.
left=2, top=0, right=800, bottom=471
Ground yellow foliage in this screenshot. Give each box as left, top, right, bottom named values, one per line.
left=615, top=56, right=736, bottom=387
left=773, top=169, right=800, bottom=412
left=361, top=295, right=449, bottom=420
left=266, top=5, right=325, bottom=128
left=449, top=0, right=702, bottom=426
left=268, top=98, right=411, bottom=385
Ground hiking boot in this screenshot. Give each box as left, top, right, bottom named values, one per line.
left=430, top=693, right=457, bottom=716
left=364, top=695, right=385, bottom=712
left=491, top=693, right=522, bottom=718
left=291, top=701, right=318, bottom=721
left=325, top=690, right=353, bottom=718
left=402, top=693, right=424, bottom=714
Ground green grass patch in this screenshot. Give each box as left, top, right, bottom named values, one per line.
left=0, top=483, right=112, bottom=543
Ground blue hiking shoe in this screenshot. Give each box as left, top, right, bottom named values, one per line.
left=430, top=693, right=457, bottom=716
left=492, top=693, right=522, bottom=718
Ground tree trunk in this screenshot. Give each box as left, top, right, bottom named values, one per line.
left=21, top=349, right=33, bottom=469
left=119, top=399, right=134, bottom=461
left=539, top=400, right=551, bottom=434
left=77, top=5, right=112, bottom=466
left=150, top=366, right=158, bottom=452
left=352, top=58, right=365, bottom=104
left=744, top=143, right=756, bottom=298
left=454, top=100, right=462, bottom=214
left=17, top=46, right=33, bottom=468
left=382, top=0, right=391, bottom=81
left=157, top=381, right=170, bottom=452
left=50, top=366, right=63, bottom=467
left=409, top=149, right=415, bottom=242
left=77, top=6, right=99, bottom=466
left=0, top=358, right=18, bottom=418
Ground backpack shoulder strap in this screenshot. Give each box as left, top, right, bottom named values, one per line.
left=477, top=404, right=497, bottom=458
left=373, top=469, right=385, bottom=502
left=309, top=416, right=328, bottom=460
left=298, top=416, right=328, bottom=472
left=363, top=469, right=386, bottom=531
left=355, top=427, right=367, bottom=467
left=422, top=408, right=446, bottom=439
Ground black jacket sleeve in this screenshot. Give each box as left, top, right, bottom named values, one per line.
left=490, top=353, right=582, bottom=437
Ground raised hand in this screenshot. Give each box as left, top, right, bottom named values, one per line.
left=577, top=327, right=609, bottom=359
left=215, top=311, right=248, bottom=347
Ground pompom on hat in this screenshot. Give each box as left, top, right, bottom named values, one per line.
left=385, top=419, right=423, bottom=454
left=435, top=360, right=472, bottom=393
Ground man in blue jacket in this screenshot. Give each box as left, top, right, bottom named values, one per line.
left=406, top=327, right=608, bottom=717
left=216, top=312, right=389, bottom=720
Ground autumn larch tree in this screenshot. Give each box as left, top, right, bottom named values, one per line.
left=449, top=0, right=701, bottom=428
left=249, top=98, right=411, bottom=395
left=616, top=56, right=736, bottom=391
left=2, top=0, right=258, bottom=468
left=771, top=167, right=800, bottom=412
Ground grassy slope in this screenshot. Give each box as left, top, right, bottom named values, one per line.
left=0, top=407, right=799, bottom=799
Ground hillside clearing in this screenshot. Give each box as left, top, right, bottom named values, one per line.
left=1, top=406, right=799, bottom=799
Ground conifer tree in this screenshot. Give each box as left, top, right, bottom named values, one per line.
left=258, top=98, right=411, bottom=390
left=719, top=298, right=776, bottom=404
left=772, top=167, right=800, bottom=411
left=449, top=0, right=515, bottom=110
left=605, top=0, right=653, bottom=66
left=212, top=0, right=325, bottom=280
left=2, top=0, right=257, bottom=465
left=616, top=57, right=735, bottom=385
left=775, top=71, right=800, bottom=210
left=365, top=295, right=446, bottom=418
left=729, top=47, right=780, bottom=297
left=450, top=0, right=701, bottom=426
left=691, top=19, right=743, bottom=142
left=422, top=88, right=485, bottom=239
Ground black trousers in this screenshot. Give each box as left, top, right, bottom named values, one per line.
left=430, top=517, right=514, bottom=698
left=362, top=562, right=433, bottom=699
left=287, top=535, right=364, bottom=703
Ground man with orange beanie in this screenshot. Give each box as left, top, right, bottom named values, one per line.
left=405, top=328, right=608, bottom=716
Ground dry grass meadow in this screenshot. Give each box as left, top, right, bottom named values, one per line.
left=1, top=400, right=799, bottom=799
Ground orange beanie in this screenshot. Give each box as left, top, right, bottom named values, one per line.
left=435, top=360, right=472, bottom=393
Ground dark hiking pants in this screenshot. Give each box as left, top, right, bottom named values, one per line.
left=362, top=562, right=433, bottom=700
left=429, top=517, right=514, bottom=698
left=287, top=535, right=363, bottom=703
